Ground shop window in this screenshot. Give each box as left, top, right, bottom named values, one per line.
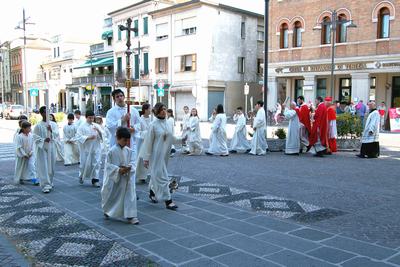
left=317, top=78, right=327, bottom=98
left=294, top=79, right=304, bottom=99
left=339, top=78, right=352, bottom=103
left=370, top=77, right=376, bottom=101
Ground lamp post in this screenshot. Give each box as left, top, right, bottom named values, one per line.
left=88, top=50, right=97, bottom=113
left=314, top=10, right=356, bottom=98
left=263, top=0, right=269, bottom=132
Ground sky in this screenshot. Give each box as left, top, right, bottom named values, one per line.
left=0, top=0, right=264, bottom=43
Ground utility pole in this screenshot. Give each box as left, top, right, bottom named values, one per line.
left=264, top=0, right=269, bottom=133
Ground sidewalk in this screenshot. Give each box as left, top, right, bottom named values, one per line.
left=1, top=161, right=399, bottom=266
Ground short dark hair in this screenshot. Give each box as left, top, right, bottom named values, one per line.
left=142, top=103, right=150, bottom=111
left=257, top=100, right=264, bottom=107
left=39, top=106, right=46, bottom=114
left=67, top=113, right=74, bottom=120
left=21, top=121, right=31, bottom=129
left=116, top=127, right=131, bottom=139
left=216, top=104, right=224, bottom=114
left=297, top=96, right=304, bottom=101
left=74, top=110, right=81, bottom=115
left=111, top=89, right=124, bottom=99
left=316, top=96, right=323, bottom=102
left=49, top=114, right=56, bottom=122
left=86, top=110, right=95, bottom=117
left=167, top=108, right=174, bottom=117
left=153, top=102, right=166, bottom=115
left=183, top=106, right=189, bottom=109
left=19, top=114, right=28, bottom=120
left=237, top=107, right=243, bottom=111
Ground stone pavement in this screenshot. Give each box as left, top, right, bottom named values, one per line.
left=1, top=158, right=400, bottom=267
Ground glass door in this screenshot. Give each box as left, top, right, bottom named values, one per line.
left=339, top=78, right=352, bottom=103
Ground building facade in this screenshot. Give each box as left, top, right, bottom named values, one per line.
left=267, top=0, right=400, bottom=109
left=0, top=41, right=12, bottom=103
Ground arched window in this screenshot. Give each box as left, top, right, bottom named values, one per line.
left=378, top=7, right=390, bottom=38
left=280, top=23, right=289, bottom=49
left=321, top=16, right=331, bottom=44
left=293, top=21, right=302, bottom=47
left=337, top=14, right=347, bottom=43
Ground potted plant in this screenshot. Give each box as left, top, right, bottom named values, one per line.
left=336, top=113, right=362, bottom=150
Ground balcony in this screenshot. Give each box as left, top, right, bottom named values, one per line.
left=72, top=74, right=113, bottom=85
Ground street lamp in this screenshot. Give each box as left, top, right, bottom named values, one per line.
left=88, top=50, right=97, bottom=113
left=314, top=10, right=356, bottom=98
left=263, top=0, right=269, bottom=132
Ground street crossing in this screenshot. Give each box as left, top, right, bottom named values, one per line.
left=0, top=143, right=15, bottom=162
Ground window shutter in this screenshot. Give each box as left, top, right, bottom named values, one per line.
left=165, top=57, right=168, bottom=73
left=143, top=17, right=148, bottom=35
left=144, top=53, right=149, bottom=74
left=134, top=54, right=139, bottom=79
left=192, top=54, right=197, bottom=71
left=134, top=19, right=139, bottom=37
left=118, top=28, right=122, bottom=41
left=155, top=58, right=159, bottom=74
left=180, top=56, right=185, bottom=72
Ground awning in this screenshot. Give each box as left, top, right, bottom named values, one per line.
left=101, top=30, right=113, bottom=40
left=74, top=57, right=113, bottom=69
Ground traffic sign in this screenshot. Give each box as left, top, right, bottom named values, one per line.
left=244, top=83, right=249, bottom=95
left=157, top=80, right=165, bottom=90
left=157, top=88, right=165, bottom=97
left=30, top=88, right=39, bottom=97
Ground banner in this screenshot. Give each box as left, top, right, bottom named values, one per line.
left=388, top=108, right=400, bottom=132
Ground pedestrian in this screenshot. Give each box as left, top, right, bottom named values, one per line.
left=378, top=101, right=387, bottom=130
left=13, top=115, right=28, bottom=143
left=136, top=103, right=152, bottom=183
left=33, top=106, right=58, bottom=193
left=106, top=89, right=140, bottom=157
left=95, top=116, right=111, bottom=157
left=140, top=103, right=179, bottom=210
left=166, top=109, right=177, bottom=156
left=308, top=96, right=328, bottom=157
left=187, top=108, right=203, bottom=155
left=101, top=127, right=139, bottom=224
left=14, top=121, right=38, bottom=185
left=63, top=113, right=80, bottom=166
left=49, top=114, right=65, bottom=162
left=250, top=101, right=268, bottom=156
left=230, top=107, right=251, bottom=153
left=356, top=100, right=367, bottom=127
left=296, top=96, right=311, bottom=153
left=283, top=102, right=300, bottom=155
left=357, top=101, right=380, bottom=158
left=181, top=106, right=190, bottom=153
left=76, top=110, right=103, bottom=187
left=274, top=102, right=282, bottom=125
left=325, top=97, right=338, bottom=153
left=206, top=104, right=229, bottom=156
left=74, top=110, right=85, bottom=129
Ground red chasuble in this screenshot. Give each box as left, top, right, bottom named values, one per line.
left=309, top=102, right=328, bottom=147
left=297, top=104, right=312, bottom=134
left=327, top=106, right=337, bottom=152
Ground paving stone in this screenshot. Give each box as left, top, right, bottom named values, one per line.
left=307, top=246, right=357, bottom=263
left=187, top=210, right=226, bottom=222
left=125, top=232, right=163, bottom=244
left=141, top=239, right=201, bottom=264
left=179, top=221, right=232, bottom=239
left=217, top=233, right=282, bottom=257
left=148, top=210, right=198, bottom=225
left=254, top=231, right=320, bottom=252
left=136, top=212, right=162, bottom=225
left=213, top=219, right=269, bottom=236
left=245, top=215, right=301, bottom=232
left=388, top=253, right=400, bottom=265
left=194, top=243, right=235, bottom=257
left=141, top=222, right=194, bottom=240
left=322, top=236, right=397, bottom=260
left=98, top=219, right=145, bottom=237
left=265, top=249, right=336, bottom=267
left=173, top=235, right=214, bottom=249
left=289, top=228, right=334, bottom=241
left=186, top=201, right=239, bottom=215
left=179, top=257, right=225, bottom=267
left=341, top=256, right=397, bottom=267
left=225, top=211, right=258, bottom=220
left=214, top=251, right=280, bottom=267
left=62, top=200, right=94, bottom=212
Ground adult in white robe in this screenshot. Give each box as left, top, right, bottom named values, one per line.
left=181, top=106, right=191, bottom=153
left=230, top=110, right=251, bottom=153
left=136, top=114, right=152, bottom=182
left=14, top=132, right=36, bottom=184
left=207, top=106, right=228, bottom=156
left=33, top=111, right=58, bottom=193
left=357, top=102, right=380, bottom=158
left=187, top=113, right=203, bottom=155
left=250, top=101, right=268, bottom=155
left=49, top=114, right=64, bottom=162
left=101, top=144, right=137, bottom=221
left=63, top=123, right=80, bottom=165
left=283, top=103, right=300, bottom=155
left=77, top=119, right=103, bottom=186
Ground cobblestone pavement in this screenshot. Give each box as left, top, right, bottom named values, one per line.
left=1, top=158, right=400, bottom=267
left=0, top=234, right=29, bottom=267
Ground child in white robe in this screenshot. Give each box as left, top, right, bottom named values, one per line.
left=95, top=116, right=111, bottom=157
left=187, top=108, right=203, bottom=155
left=136, top=103, right=152, bottom=183
left=63, top=113, right=80, bottom=166
left=167, top=109, right=176, bottom=156
left=101, top=127, right=139, bottom=224
left=206, top=104, right=229, bottom=156
left=230, top=107, right=251, bottom=153
left=49, top=114, right=64, bottom=162
left=14, top=121, right=38, bottom=185
left=13, top=115, right=29, bottom=143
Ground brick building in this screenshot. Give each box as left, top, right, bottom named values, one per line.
left=266, top=0, right=400, bottom=109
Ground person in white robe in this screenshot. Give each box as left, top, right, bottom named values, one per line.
left=140, top=103, right=180, bottom=210
left=95, top=116, right=111, bottom=157
left=181, top=106, right=190, bottom=153
left=105, top=89, right=140, bottom=159
left=283, top=102, right=300, bottom=155
left=77, top=111, right=103, bottom=187
left=136, top=103, right=152, bottom=183
left=101, top=127, right=139, bottom=225
left=357, top=101, right=380, bottom=158
left=187, top=108, right=203, bottom=155
left=230, top=107, right=251, bottom=153
left=14, top=121, right=37, bottom=185
left=49, top=114, right=64, bottom=162
left=63, top=113, right=80, bottom=166
left=250, top=101, right=268, bottom=155
left=13, top=115, right=29, bottom=143
left=167, top=109, right=177, bottom=156
left=74, top=110, right=85, bottom=129
left=33, top=106, right=58, bottom=193
left=206, top=104, right=229, bottom=156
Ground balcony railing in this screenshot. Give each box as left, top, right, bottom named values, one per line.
left=72, top=74, right=113, bottom=85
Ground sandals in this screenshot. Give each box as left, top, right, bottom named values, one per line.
left=169, top=180, right=179, bottom=193
left=127, top=217, right=140, bottom=225
left=165, top=200, right=178, bottom=211
left=149, top=190, right=158, bottom=203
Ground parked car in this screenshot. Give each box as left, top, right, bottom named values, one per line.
left=0, top=103, right=9, bottom=118
left=5, top=104, right=25, bottom=119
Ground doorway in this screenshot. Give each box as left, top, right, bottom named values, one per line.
left=208, top=91, right=224, bottom=117
left=339, top=78, right=352, bottom=103
left=392, top=77, right=400, bottom=107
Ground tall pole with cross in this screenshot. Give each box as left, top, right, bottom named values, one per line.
left=118, top=18, right=138, bottom=128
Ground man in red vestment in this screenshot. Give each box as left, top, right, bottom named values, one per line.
left=308, top=96, right=328, bottom=157
left=325, top=96, right=337, bottom=153
left=296, top=96, right=311, bottom=153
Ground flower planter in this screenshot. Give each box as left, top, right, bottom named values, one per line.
left=337, top=138, right=361, bottom=151
left=267, top=138, right=286, bottom=152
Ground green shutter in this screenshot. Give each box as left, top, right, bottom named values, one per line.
left=117, top=57, right=122, bottom=74
left=118, top=28, right=122, bottom=41
left=134, top=54, right=139, bottom=79
left=143, top=17, right=148, bottom=35
left=134, top=19, right=139, bottom=37
left=144, top=53, right=149, bottom=74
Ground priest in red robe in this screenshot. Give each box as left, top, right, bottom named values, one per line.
left=325, top=96, right=337, bottom=153
left=308, top=96, right=328, bottom=157
left=296, top=96, right=311, bottom=153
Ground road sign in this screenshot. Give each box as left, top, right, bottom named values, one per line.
left=157, top=80, right=165, bottom=90
left=157, top=88, right=165, bottom=97
left=244, top=83, right=249, bottom=95
left=30, top=88, right=39, bottom=97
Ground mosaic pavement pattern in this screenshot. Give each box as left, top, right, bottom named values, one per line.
left=175, top=176, right=347, bottom=223
left=0, top=183, right=155, bottom=267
